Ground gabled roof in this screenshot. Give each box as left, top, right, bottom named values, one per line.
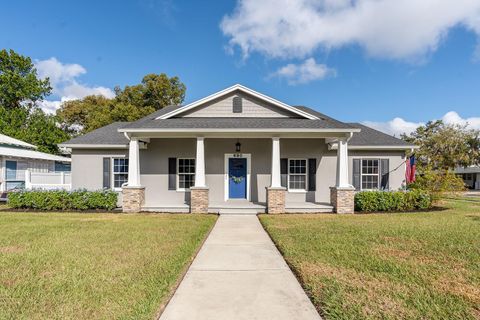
left=0, top=133, right=37, bottom=149
left=120, top=102, right=359, bottom=133
left=59, top=119, right=414, bottom=150
left=157, top=84, right=320, bottom=120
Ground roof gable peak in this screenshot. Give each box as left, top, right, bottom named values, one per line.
left=156, top=84, right=319, bottom=120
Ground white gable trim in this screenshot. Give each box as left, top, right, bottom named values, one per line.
left=0, top=146, right=71, bottom=162
left=156, top=84, right=319, bottom=120
left=0, top=133, right=37, bottom=149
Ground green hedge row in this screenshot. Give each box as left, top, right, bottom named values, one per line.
left=8, top=189, right=118, bottom=211
left=354, top=190, right=432, bottom=212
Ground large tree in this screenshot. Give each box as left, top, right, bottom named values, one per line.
left=0, top=49, right=68, bottom=154
left=57, top=96, right=155, bottom=134
left=402, top=120, right=480, bottom=170
left=58, top=73, right=186, bottom=134
left=0, top=49, right=51, bottom=109
left=0, top=105, right=70, bottom=154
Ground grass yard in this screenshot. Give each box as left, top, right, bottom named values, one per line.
left=0, top=212, right=216, bottom=319
left=260, top=198, right=480, bottom=320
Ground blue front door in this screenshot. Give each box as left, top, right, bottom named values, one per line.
left=229, top=158, right=247, bottom=199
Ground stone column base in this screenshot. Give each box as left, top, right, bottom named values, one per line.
left=122, top=186, right=145, bottom=213
left=330, top=187, right=355, bottom=214
left=266, top=187, right=286, bottom=214
left=190, top=187, right=209, bottom=214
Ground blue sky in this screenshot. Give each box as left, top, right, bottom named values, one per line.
left=1, top=0, right=480, bottom=135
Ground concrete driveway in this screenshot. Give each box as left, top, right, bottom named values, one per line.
left=159, top=215, right=321, bottom=320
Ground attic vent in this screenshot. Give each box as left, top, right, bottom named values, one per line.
left=232, top=96, right=242, bottom=113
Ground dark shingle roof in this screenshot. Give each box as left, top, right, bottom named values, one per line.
left=347, top=123, right=414, bottom=147
left=122, top=105, right=356, bottom=130
left=122, top=117, right=355, bottom=130
left=60, top=108, right=413, bottom=149
left=60, top=122, right=130, bottom=146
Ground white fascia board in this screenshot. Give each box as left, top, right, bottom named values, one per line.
left=59, top=144, right=128, bottom=149
left=0, top=146, right=71, bottom=162
left=329, top=144, right=418, bottom=150
left=156, top=84, right=319, bottom=120
left=119, top=128, right=361, bottom=133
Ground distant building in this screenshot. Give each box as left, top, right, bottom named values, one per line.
left=456, top=166, right=480, bottom=190
left=0, top=133, right=71, bottom=199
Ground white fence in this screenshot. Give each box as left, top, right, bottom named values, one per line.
left=25, top=170, right=72, bottom=191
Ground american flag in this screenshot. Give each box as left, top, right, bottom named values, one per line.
left=406, top=155, right=416, bottom=183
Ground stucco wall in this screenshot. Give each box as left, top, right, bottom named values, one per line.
left=70, top=139, right=407, bottom=207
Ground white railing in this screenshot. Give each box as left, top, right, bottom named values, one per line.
left=25, top=170, right=72, bottom=191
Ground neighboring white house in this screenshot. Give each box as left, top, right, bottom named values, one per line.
left=0, top=133, right=72, bottom=200
left=456, top=166, right=480, bottom=190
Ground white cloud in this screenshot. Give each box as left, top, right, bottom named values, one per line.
left=34, top=57, right=114, bottom=113
left=221, top=0, right=480, bottom=61
left=363, top=111, right=480, bottom=136
left=271, top=58, right=336, bottom=84
left=363, top=117, right=424, bottom=136
left=442, top=111, right=480, bottom=129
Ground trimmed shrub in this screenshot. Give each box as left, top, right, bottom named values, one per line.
left=8, top=189, right=118, bottom=211
left=354, top=190, right=432, bottom=212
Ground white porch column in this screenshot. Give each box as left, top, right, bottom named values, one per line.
left=194, top=137, right=206, bottom=187
left=336, top=139, right=350, bottom=188
left=270, top=137, right=281, bottom=188
left=25, top=170, right=32, bottom=190
left=127, top=138, right=141, bottom=187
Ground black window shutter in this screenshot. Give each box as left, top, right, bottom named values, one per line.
left=308, top=158, right=316, bottom=191
left=232, top=96, right=242, bottom=113
left=103, top=158, right=111, bottom=189
left=280, top=158, right=288, bottom=188
left=353, top=159, right=361, bottom=190
left=380, top=159, right=390, bottom=190
left=168, top=158, right=177, bottom=190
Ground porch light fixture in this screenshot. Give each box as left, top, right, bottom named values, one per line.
left=235, top=141, right=241, bottom=152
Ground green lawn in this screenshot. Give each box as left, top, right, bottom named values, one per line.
left=260, top=198, right=480, bottom=320
left=0, top=212, right=216, bottom=319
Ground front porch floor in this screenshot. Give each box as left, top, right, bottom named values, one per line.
left=142, top=200, right=333, bottom=214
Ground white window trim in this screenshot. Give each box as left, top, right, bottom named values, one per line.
left=287, top=158, right=308, bottom=192
left=177, top=158, right=196, bottom=192
left=360, top=158, right=380, bottom=191
left=112, top=157, right=128, bottom=191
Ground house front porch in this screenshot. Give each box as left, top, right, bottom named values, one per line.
left=121, top=135, right=355, bottom=214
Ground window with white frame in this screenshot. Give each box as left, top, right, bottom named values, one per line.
left=113, top=158, right=128, bottom=189
left=361, top=159, right=379, bottom=190
left=288, top=159, right=307, bottom=190
left=178, top=158, right=195, bottom=190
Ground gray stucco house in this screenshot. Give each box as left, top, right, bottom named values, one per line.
left=60, top=84, right=415, bottom=214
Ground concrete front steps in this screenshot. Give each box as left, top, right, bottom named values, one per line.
left=209, top=200, right=266, bottom=215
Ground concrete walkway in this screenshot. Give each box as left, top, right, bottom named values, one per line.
left=159, top=215, right=321, bottom=320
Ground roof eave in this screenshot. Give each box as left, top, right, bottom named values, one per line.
left=330, top=145, right=418, bottom=150
left=118, top=128, right=361, bottom=133
left=59, top=144, right=128, bottom=149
